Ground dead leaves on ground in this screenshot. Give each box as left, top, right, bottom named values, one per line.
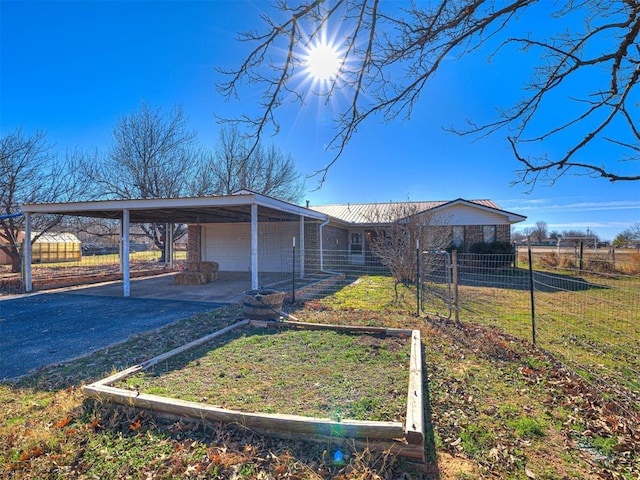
left=426, top=318, right=639, bottom=479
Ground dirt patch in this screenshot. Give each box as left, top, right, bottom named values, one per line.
left=437, top=452, right=478, bottom=479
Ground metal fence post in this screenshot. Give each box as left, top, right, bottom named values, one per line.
left=528, top=245, right=536, bottom=346
left=292, top=237, right=296, bottom=303
left=579, top=241, right=584, bottom=271
left=415, top=240, right=420, bottom=316
left=452, top=250, right=459, bottom=323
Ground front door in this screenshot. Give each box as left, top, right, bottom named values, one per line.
left=349, top=231, right=365, bottom=265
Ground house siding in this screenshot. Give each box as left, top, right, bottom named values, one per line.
left=199, top=222, right=301, bottom=272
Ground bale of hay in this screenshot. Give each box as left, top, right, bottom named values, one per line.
left=205, top=271, right=218, bottom=283
left=173, top=272, right=209, bottom=285
left=187, top=262, right=200, bottom=272
left=199, top=261, right=219, bottom=274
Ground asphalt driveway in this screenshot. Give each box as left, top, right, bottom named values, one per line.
left=0, top=291, right=224, bottom=380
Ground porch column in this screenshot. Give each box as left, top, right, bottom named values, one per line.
left=165, top=223, right=174, bottom=267
left=121, top=209, right=130, bottom=297
left=299, top=215, right=305, bottom=278
left=250, top=204, right=258, bottom=289
left=23, top=212, right=32, bottom=292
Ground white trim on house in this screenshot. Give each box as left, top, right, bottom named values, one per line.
left=428, top=199, right=526, bottom=224
left=21, top=192, right=327, bottom=222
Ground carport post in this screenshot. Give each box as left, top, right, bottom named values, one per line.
left=165, top=223, right=174, bottom=267
left=23, top=212, right=33, bottom=292
left=251, top=204, right=258, bottom=290
left=122, top=209, right=130, bottom=297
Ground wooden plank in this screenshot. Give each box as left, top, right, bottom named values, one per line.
left=118, top=407, right=426, bottom=462
left=257, top=319, right=413, bottom=337
left=140, top=320, right=249, bottom=371
left=245, top=427, right=426, bottom=461
left=404, top=330, right=424, bottom=446
left=83, top=384, right=405, bottom=440
left=87, top=365, right=144, bottom=387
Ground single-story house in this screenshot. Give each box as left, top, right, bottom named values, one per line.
left=20, top=191, right=525, bottom=296
left=308, top=199, right=526, bottom=266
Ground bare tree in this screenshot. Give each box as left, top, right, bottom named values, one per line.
left=1, top=128, right=85, bottom=272
left=367, top=202, right=451, bottom=301
left=193, top=126, right=305, bottom=202
left=84, top=106, right=305, bottom=260
left=85, top=102, right=203, bottom=200
left=532, top=220, right=548, bottom=243
left=219, top=1, right=639, bottom=187
left=81, top=102, right=206, bottom=260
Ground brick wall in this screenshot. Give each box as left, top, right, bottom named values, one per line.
left=187, top=224, right=202, bottom=270
left=322, top=225, right=349, bottom=270
left=323, top=225, right=349, bottom=250
left=497, top=224, right=510, bottom=243
left=304, top=223, right=320, bottom=271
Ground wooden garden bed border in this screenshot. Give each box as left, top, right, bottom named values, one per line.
left=83, top=319, right=425, bottom=462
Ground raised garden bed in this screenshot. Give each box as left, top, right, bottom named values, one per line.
left=83, top=319, right=425, bottom=461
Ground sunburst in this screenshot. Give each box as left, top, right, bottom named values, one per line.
left=304, top=40, right=341, bottom=81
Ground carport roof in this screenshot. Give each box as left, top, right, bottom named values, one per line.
left=21, top=191, right=328, bottom=224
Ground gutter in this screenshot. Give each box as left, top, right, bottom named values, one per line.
left=0, top=212, right=24, bottom=220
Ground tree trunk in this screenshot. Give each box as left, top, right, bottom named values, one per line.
left=10, top=252, right=22, bottom=273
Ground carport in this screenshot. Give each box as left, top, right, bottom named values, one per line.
left=21, top=190, right=328, bottom=297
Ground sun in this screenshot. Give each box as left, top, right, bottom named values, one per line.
left=304, top=41, right=341, bottom=81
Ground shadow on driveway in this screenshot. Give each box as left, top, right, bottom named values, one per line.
left=0, top=292, right=224, bottom=380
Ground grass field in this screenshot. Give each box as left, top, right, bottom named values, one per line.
left=1, top=276, right=639, bottom=478
left=119, top=326, right=410, bottom=422
left=321, top=270, right=640, bottom=410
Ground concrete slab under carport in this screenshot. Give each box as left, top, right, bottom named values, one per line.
left=64, top=271, right=256, bottom=304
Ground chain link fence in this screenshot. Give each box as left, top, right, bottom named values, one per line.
left=3, top=242, right=638, bottom=409
left=296, top=248, right=640, bottom=410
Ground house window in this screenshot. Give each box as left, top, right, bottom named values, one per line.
left=452, top=226, right=465, bottom=247
left=350, top=232, right=363, bottom=254
left=483, top=225, right=496, bottom=243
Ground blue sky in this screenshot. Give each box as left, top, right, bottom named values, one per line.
left=1, top=0, right=638, bottom=241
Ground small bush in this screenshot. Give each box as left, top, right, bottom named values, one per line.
left=585, top=258, right=616, bottom=273
left=538, top=252, right=559, bottom=267
left=538, top=252, right=576, bottom=269
left=626, top=252, right=640, bottom=275
left=468, top=241, right=514, bottom=255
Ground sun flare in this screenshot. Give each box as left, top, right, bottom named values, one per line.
left=305, top=41, right=341, bottom=81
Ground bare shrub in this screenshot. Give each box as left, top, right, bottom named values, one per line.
left=538, top=252, right=559, bottom=268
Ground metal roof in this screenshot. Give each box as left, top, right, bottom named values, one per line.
left=21, top=191, right=328, bottom=224
left=309, top=199, right=524, bottom=225
left=31, top=232, right=81, bottom=243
